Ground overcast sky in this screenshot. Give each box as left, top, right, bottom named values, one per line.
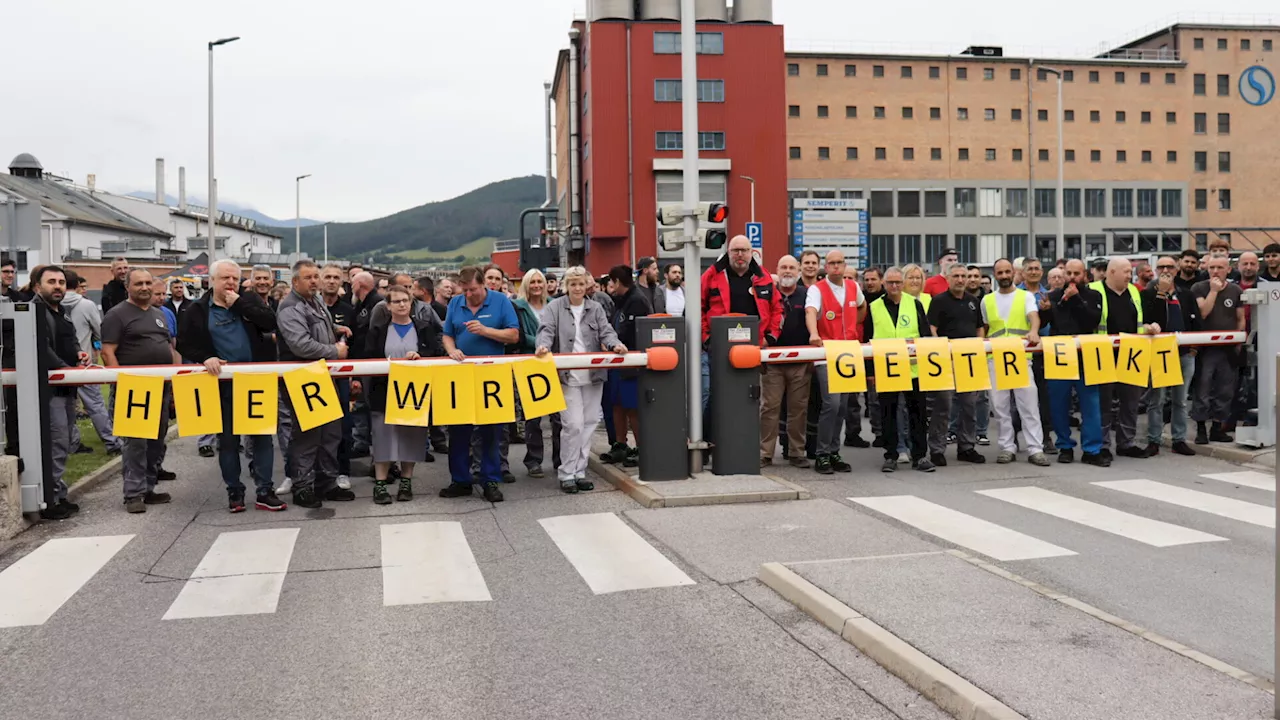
left=5, top=1, right=1273, bottom=222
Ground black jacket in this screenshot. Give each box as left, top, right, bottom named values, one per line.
left=610, top=286, right=650, bottom=350
left=775, top=281, right=809, bottom=347
left=1142, top=285, right=1201, bottom=354
left=1043, top=284, right=1104, bottom=336
left=163, top=298, right=194, bottom=328
left=177, top=292, right=278, bottom=364
left=101, top=279, right=127, bottom=315
left=35, top=295, right=82, bottom=397
left=350, top=290, right=384, bottom=360
left=364, top=313, right=444, bottom=412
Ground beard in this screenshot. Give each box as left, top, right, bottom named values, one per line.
left=777, top=275, right=798, bottom=289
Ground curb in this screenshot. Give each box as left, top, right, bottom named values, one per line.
left=758, top=561, right=1025, bottom=720
left=588, top=458, right=810, bottom=509
left=588, top=457, right=666, bottom=507
left=68, top=425, right=182, bottom=502
left=1156, top=434, right=1274, bottom=468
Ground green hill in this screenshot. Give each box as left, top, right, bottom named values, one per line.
left=267, top=175, right=550, bottom=263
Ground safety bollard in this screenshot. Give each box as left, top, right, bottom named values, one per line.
left=636, top=316, right=690, bottom=481
left=708, top=314, right=762, bottom=475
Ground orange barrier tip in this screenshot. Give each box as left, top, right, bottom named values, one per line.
left=645, top=346, right=680, bottom=372
left=729, top=345, right=761, bottom=369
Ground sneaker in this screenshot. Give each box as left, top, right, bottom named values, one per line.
left=575, top=478, right=594, bottom=492
left=881, top=458, right=897, bottom=473
left=482, top=483, right=504, bottom=503
left=439, top=483, right=473, bottom=499
left=293, top=488, right=322, bottom=509
left=255, top=492, right=287, bottom=512
left=788, top=456, right=811, bottom=469
left=74, top=445, right=94, bottom=455
left=929, top=452, right=948, bottom=467
left=897, top=451, right=910, bottom=464
left=40, top=503, right=74, bottom=520
left=1117, top=446, right=1147, bottom=459
left=977, top=435, right=990, bottom=446
left=996, top=452, right=1015, bottom=464
left=830, top=454, right=852, bottom=472
left=106, top=448, right=122, bottom=457
left=1057, top=449, right=1074, bottom=464
left=528, top=466, right=545, bottom=478
left=560, top=481, right=579, bottom=494
left=57, top=498, right=80, bottom=514
left=946, top=432, right=958, bottom=445
left=275, top=477, right=293, bottom=495
left=372, top=483, right=393, bottom=505
left=844, top=434, right=870, bottom=448
left=323, top=487, right=356, bottom=502
left=814, top=455, right=834, bottom=475
left=1081, top=452, right=1111, bottom=468
left=957, top=448, right=986, bottom=464
left=396, top=480, right=413, bottom=502
left=600, top=442, right=630, bottom=464
left=228, top=491, right=247, bottom=514
left=124, top=497, right=146, bottom=514
left=336, top=475, right=352, bottom=491
left=144, top=491, right=171, bottom=504
left=913, top=458, right=936, bottom=473
left=1144, top=442, right=1160, bottom=457
left=1028, top=452, right=1050, bottom=467
left=1042, top=445, right=1059, bottom=456
left=198, top=445, right=215, bottom=458
left=623, top=448, right=639, bottom=468
left=1099, top=448, right=1114, bottom=463
left=501, top=470, right=518, bottom=484
left=1171, top=441, right=1196, bottom=456
left=156, top=468, right=176, bottom=482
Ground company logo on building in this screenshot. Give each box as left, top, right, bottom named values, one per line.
left=1239, top=66, right=1276, bottom=106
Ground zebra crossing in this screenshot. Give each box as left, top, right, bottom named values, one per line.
left=850, top=471, right=1275, bottom=562
left=0, top=512, right=695, bottom=629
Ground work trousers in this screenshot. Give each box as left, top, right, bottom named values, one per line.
left=217, top=383, right=273, bottom=496
left=48, top=393, right=76, bottom=502
left=121, top=389, right=170, bottom=501
left=558, top=383, right=604, bottom=481
left=451, top=424, right=501, bottom=485
left=761, top=363, right=810, bottom=460
left=471, top=423, right=510, bottom=476
left=1099, top=382, right=1143, bottom=452
left=289, top=410, right=342, bottom=495
left=878, top=382, right=927, bottom=462
left=989, top=358, right=1044, bottom=454
left=1193, top=347, right=1239, bottom=424
left=524, top=413, right=563, bottom=471
left=74, top=384, right=121, bottom=453
left=1048, top=379, right=1102, bottom=455
left=812, top=368, right=850, bottom=456
left=930, top=390, right=978, bottom=456
left=849, top=385, right=880, bottom=439
left=1147, top=352, right=1195, bottom=445
left=951, top=389, right=990, bottom=437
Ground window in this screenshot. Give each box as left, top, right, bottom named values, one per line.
left=875, top=147, right=886, bottom=160
left=1141, top=111, right=1151, bottom=123
left=817, top=64, right=829, bottom=77
left=1038, top=149, right=1050, bottom=162
left=845, top=105, right=857, bottom=118
left=817, top=105, right=829, bottom=118
left=1116, top=150, right=1127, bottom=163
left=846, top=147, right=858, bottom=161
left=1113, top=189, right=1133, bottom=216
left=1116, top=110, right=1126, bottom=123
left=699, top=80, right=725, bottom=102
left=1166, top=72, right=1176, bottom=84
left=1194, top=152, right=1207, bottom=171
left=1218, top=74, right=1230, bottom=96
left=1085, top=189, right=1105, bottom=217
left=1137, top=189, right=1158, bottom=217
left=1218, top=112, right=1230, bottom=134
left=957, top=67, right=968, bottom=80
left=1035, top=188, right=1056, bottom=217
left=901, top=66, right=913, bottom=78
left=1161, top=189, right=1182, bottom=217
left=1141, top=150, right=1152, bottom=163
left=1005, top=188, right=1028, bottom=217
left=1167, top=150, right=1177, bottom=163
left=814, top=146, right=829, bottom=160
left=1012, top=148, right=1023, bottom=162
left=654, top=79, right=726, bottom=102
left=1038, top=109, right=1048, bottom=121
left=1036, top=235, right=1057, bottom=262
left=1011, top=68, right=1022, bottom=80
left=1220, top=189, right=1232, bottom=210
left=898, top=236, right=922, bottom=264
left=869, top=235, right=895, bottom=266
left=700, top=132, right=725, bottom=150
left=1007, top=234, right=1028, bottom=260
left=955, top=235, right=978, bottom=264
left=1194, top=189, right=1208, bottom=211
left=898, top=191, right=921, bottom=217
left=1064, top=70, right=1074, bottom=82
left=1064, top=235, right=1083, bottom=259
left=845, top=64, right=857, bottom=76
left=789, top=146, right=801, bottom=160
left=1115, top=71, right=1126, bottom=84
left=1062, top=189, right=1081, bottom=217
left=697, top=33, right=724, bottom=53
left=925, top=191, right=947, bottom=216
left=985, top=108, right=996, bottom=121
left=1086, top=235, right=1107, bottom=257
left=957, top=107, right=969, bottom=120
left=1194, top=112, right=1207, bottom=133
left=871, top=191, right=894, bottom=217
left=1114, top=234, right=1134, bottom=253
left=1140, top=71, right=1150, bottom=84
left=903, top=147, right=915, bottom=161
left=873, top=64, right=885, bottom=77
left=1090, top=149, right=1101, bottom=162
left=1089, top=70, right=1099, bottom=83
left=1064, top=109, right=1074, bottom=122
left=1193, top=37, right=1204, bottom=50
left=1266, top=39, right=1274, bottom=51
left=986, top=148, right=997, bottom=161
left=1166, top=111, right=1176, bottom=124
left=930, top=147, right=942, bottom=161
left=1195, top=233, right=1209, bottom=250
left=954, top=188, right=976, bottom=217
left=874, top=106, right=886, bottom=119
left=1037, top=68, right=1048, bottom=81
left=1090, top=110, right=1100, bottom=122
left=926, top=235, right=949, bottom=262
left=1219, top=151, right=1231, bottom=172
left=1162, top=234, right=1183, bottom=252
left=788, top=105, right=800, bottom=118
left=1194, top=73, right=1206, bottom=95
left=656, top=80, right=681, bottom=102
left=839, top=190, right=863, bottom=199
left=930, top=107, right=941, bottom=120
left=929, top=65, right=940, bottom=79
left=902, top=106, right=914, bottom=119
left=656, top=132, right=682, bottom=150
left=1138, top=233, right=1159, bottom=253
left=787, top=63, right=799, bottom=76
left=958, top=148, right=970, bottom=161
left=1217, top=38, right=1228, bottom=50
left=1011, top=108, right=1023, bottom=121
left=1065, top=149, right=1076, bottom=162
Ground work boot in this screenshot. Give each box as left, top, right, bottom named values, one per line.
left=1209, top=423, right=1234, bottom=443
left=293, top=488, right=322, bottom=509
left=439, top=483, right=473, bottom=499
left=1195, top=422, right=1210, bottom=445
left=144, top=491, right=171, bottom=504
left=575, top=477, right=594, bottom=492
left=929, top=452, right=948, bottom=467
left=560, top=480, right=579, bottom=494
left=996, top=452, right=1015, bottom=464
left=124, top=497, right=146, bottom=514
left=481, top=483, right=504, bottom=503
left=1028, top=452, right=1050, bottom=467
left=396, top=479, right=414, bottom=502
left=324, top=487, right=356, bottom=502
left=623, top=448, right=639, bottom=468
left=1117, top=446, right=1147, bottom=459
left=600, top=442, right=630, bottom=464
left=156, top=468, right=176, bottom=482
left=1081, top=452, right=1111, bottom=468
left=844, top=434, right=870, bottom=448
left=957, top=448, right=986, bottom=464
left=788, top=456, right=811, bottom=469
left=1057, top=449, right=1074, bottom=464
left=41, top=503, right=75, bottom=521
left=829, top=454, right=852, bottom=473
left=1171, top=441, right=1196, bottom=456
left=814, top=455, right=834, bottom=475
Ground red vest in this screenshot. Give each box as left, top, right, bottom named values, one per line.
left=815, top=279, right=862, bottom=341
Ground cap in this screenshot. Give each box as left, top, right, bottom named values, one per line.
left=1089, top=257, right=1109, bottom=269
left=936, top=248, right=959, bottom=262
left=637, top=256, right=657, bottom=271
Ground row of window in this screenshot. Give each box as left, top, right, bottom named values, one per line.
left=655, top=131, right=726, bottom=151
left=788, top=63, right=1187, bottom=85
left=861, top=232, right=1200, bottom=267
left=790, top=146, right=1230, bottom=167
left=1192, top=37, right=1272, bottom=51
left=653, top=32, right=723, bottom=55
left=789, top=104, right=1233, bottom=134
left=654, top=79, right=725, bottom=103
left=1193, top=73, right=1239, bottom=96
left=797, top=187, right=1194, bottom=219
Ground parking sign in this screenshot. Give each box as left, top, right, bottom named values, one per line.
left=746, top=222, right=763, bottom=249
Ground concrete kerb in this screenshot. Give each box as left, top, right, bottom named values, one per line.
left=758, top=562, right=1026, bottom=720
left=1157, top=433, right=1276, bottom=469
left=587, top=457, right=811, bottom=509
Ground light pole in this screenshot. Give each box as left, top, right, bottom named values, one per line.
left=295, top=174, right=311, bottom=257
left=1041, top=67, right=1065, bottom=259
left=740, top=175, right=756, bottom=223
left=323, top=222, right=329, bottom=263
left=208, top=36, right=240, bottom=261
left=680, top=0, right=703, bottom=472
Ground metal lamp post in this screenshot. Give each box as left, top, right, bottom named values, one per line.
left=208, top=36, right=240, bottom=261
left=295, top=174, right=311, bottom=257
left=1041, top=67, right=1065, bottom=258
left=740, top=175, right=756, bottom=223
left=679, top=0, right=704, bottom=472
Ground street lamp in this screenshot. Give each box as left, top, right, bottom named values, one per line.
left=208, top=35, right=240, bottom=261
left=323, top=222, right=329, bottom=264
left=295, top=174, right=311, bottom=257
left=1040, top=67, right=1065, bottom=259
left=740, top=175, right=756, bottom=223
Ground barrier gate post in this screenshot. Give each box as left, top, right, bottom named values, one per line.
left=636, top=316, right=689, bottom=481
left=0, top=300, right=56, bottom=514
left=708, top=314, right=761, bottom=475
left=1239, top=286, right=1277, bottom=449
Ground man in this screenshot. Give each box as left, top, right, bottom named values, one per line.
left=866, top=267, right=935, bottom=473
left=635, top=257, right=666, bottom=315
left=1134, top=262, right=1154, bottom=292
left=1091, top=258, right=1161, bottom=460
left=439, top=266, right=519, bottom=503
left=377, top=277, right=390, bottom=294
left=348, top=271, right=383, bottom=359
left=251, top=264, right=277, bottom=307
left=1041, top=260, right=1108, bottom=466
left=837, top=264, right=872, bottom=449
left=100, top=257, right=129, bottom=315
left=276, top=259, right=354, bottom=509
left=546, top=274, right=560, bottom=298
left=927, top=263, right=986, bottom=467
left=164, top=279, right=192, bottom=324
left=345, top=264, right=364, bottom=297
left=1089, top=258, right=1109, bottom=284
left=1017, top=257, right=1056, bottom=453
left=954, top=266, right=992, bottom=446
left=434, top=277, right=455, bottom=319
left=1175, top=249, right=1207, bottom=292
left=761, top=255, right=811, bottom=468
left=603, top=265, right=651, bottom=467
left=965, top=266, right=985, bottom=298
left=32, top=266, right=90, bottom=519
left=850, top=266, right=884, bottom=447
left=1046, top=267, right=1066, bottom=292
left=416, top=276, right=447, bottom=321
left=803, top=251, right=865, bottom=474
left=1, top=258, right=19, bottom=301
left=983, top=259, right=1051, bottom=467
left=662, top=264, right=686, bottom=317
left=1206, top=237, right=1241, bottom=281
left=61, top=272, right=122, bottom=456
left=980, top=276, right=993, bottom=295
left=177, top=260, right=286, bottom=513
left=321, top=263, right=358, bottom=488
left=374, top=273, right=440, bottom=329
left=102, top=269, right=177, bottom=513
left=1141, top=256, right=1200, bottom=457
left=923, top=248, right=959, bottom=296
left=483, top=265, right=506, bottom=294
left=1192, top=255, right=1246, bottom=445
left=1260, top=243, right=1280, bottom=283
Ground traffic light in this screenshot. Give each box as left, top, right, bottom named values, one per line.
left=656, top=203, right=729, bottom=250
left=656, top=202, right=729, bottom=226
left=702, top=228, right=727, bottom=249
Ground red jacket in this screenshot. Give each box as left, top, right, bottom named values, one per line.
left=700, top=255, right=783, bottom=345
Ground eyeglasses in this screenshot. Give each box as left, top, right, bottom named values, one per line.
left=1156, top=264, right=1177, bottom=270
left=729, top=248, right=751, bottom=254
left=884, top=280, right=903, bottom=285
left=389, top=298, right=411, bottom=305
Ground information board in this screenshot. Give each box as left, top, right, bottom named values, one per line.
left=790, top=198, right=870, bottom=268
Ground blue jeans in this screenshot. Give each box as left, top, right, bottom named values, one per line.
left=218, top=384, right=273, bottom=495
left=449, top=424, right=500, bottom=485
left=1147, top=352, right=1195, bottom=444
left=1048, top=379, right=1102, bottom=455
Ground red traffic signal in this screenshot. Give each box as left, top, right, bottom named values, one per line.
left=707, top=203, right=728, bottom=223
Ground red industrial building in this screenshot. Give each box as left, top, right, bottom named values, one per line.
left=550, top=0, right=787, bottom=276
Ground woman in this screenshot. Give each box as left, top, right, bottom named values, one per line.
left=901, top=264, right=931, bottom=313
left=365, top=286, right=444, bottom=504
left=535, top=266, right=626, bottom=494
left=516, top=269, right=561, bottom=478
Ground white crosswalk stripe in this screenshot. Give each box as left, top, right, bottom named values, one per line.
left=0, top=535, right=134, bottom=628
left=539, top=512, right=696, bottom=594
left=1095, top=480, right=1276, bottom=528
left=381, top=522, right=491, bottom=605
left=977, top=487, right=1226, bottom=547
left=1199, top=471, right=1276, bottom=493
left=163, top=528, right=299, bottom=620
left=849, top=495, right=1077, bottom=561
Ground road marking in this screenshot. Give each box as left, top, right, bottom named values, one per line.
left=1095, top=480, right=1276, bottom=528
left=381, top=522, right=491, bottom=605
left=539, top=513, right=695, bottom=594
left=163, top=528, right=299, bottom=620
left=0, top=535, right=133, bottom=628
left=848, top=495, right=1076, bottom=561
left=1199, top=471, right=1276, bottom=492
left=977, top=487, right=1226, bottom=547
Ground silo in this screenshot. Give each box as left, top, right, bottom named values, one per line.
left=639, top=0, right=680, bottom=21
left=731, top=0, right=772, bottom=23
left=589, top=0, right=635, bottom=21
left=694, top=0, right=728, bottom=22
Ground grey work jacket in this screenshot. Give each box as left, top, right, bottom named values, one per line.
left=276, top=289, right=338, bottom=362
left=535, top=295, right=622, bottom=385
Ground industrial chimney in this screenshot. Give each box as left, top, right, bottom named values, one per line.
left=155, top=158, right=165, bottom=204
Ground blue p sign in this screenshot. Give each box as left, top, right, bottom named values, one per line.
left=746, top=222, right=763, bottom=249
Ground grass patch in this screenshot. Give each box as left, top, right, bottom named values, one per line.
left=388, top=236, right=498, bottom=262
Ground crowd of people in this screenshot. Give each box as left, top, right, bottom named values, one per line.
left=1, top=236, right=1274, bottom=520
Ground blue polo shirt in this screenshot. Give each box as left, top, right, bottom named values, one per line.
left=443, top=290, right=519, bottom=357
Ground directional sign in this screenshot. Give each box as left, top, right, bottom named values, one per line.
left=745, top=222, right=763, bottom=249
left=790, top=197, right=870, bottom=268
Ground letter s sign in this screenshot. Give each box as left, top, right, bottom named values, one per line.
left=1239, top=66, right=1276, bottom=106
